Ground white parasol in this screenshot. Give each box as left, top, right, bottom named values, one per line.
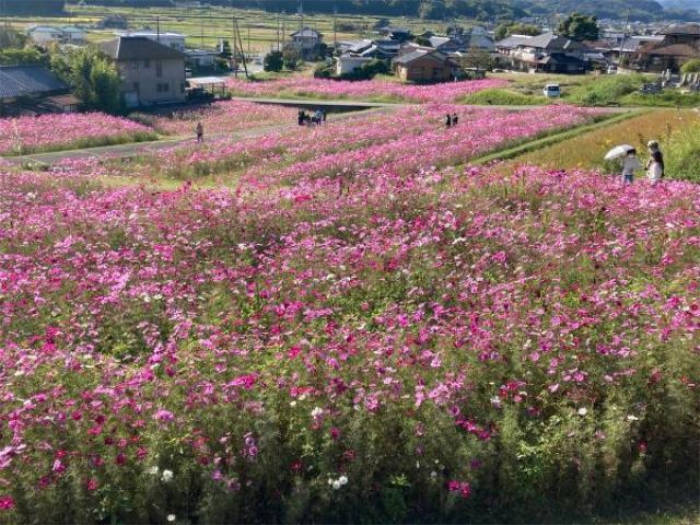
left=604, top=144, right=635, bottom=161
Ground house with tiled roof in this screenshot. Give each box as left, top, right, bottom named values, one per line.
left=100, top=36, right=186, bottom=107
left=393, top=48, right=458, bottom=83
left=495, top=32, right=590, bottom=73
left=635, top=23, right=700, bottom=72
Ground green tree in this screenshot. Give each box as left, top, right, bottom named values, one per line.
left=681, top=59, right=700, bottom=73
left=263, top=50, right=284, bottom=72
left=282, top=45, right=302, bottom=70
left=0, top=26, right=27, bottom=48
left=51, top=47, right=124, bottom=114
left=0, top=47, right=48, bottom=66
left=219, top=40, right=232, bottom=59
left=557, top=12, right=599, bottom=41
left=494, top=22, right=541, bottom=41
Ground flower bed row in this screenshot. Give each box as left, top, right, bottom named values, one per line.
left=0, top=156, right=697, bottom=522
left=0, top=112, right=156, bottom=155
left=227, top=76, right=509, bottom=103
left=141, top=99, right=300, bottom=136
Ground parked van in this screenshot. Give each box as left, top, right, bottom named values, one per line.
left=543, top=84, right=561, bottom=98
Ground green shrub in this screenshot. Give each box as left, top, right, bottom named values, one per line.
left=665, top=121, right=700, bottom=182
left=680, top=58, right=700, bottom=74
left=568, top=74, right=645, bottom=106
left=458, top=88, right=547, bottom=105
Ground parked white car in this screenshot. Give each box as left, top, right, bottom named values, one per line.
left=543, top=84, right=561, bottom=98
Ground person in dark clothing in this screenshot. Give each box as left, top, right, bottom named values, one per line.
left=446, top=114, right=452, bottom=128
left=452, top=112, right=459, bottom=126
left=195, top=122, right=203, bottom=143
left=298, top=110, right=306, bottom=126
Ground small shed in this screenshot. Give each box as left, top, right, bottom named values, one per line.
left=188, top=76, right=228, bottom=96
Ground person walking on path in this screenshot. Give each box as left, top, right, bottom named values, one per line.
left=196, top=122, right=204, bottom=143
left=646, top=140, right=665, bottom=185
left=621, top=148, right=642, bottom=185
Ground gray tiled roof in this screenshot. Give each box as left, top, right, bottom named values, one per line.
left=0, top=66, right=68, bottom=99
left=100, top=37, right=185, bottom=61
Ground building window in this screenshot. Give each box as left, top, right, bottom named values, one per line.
left=144, top=59, right=150, bottom=68
left=157, top=83, right=170, bottom=93
left=156, top=62, right=163, bottom=78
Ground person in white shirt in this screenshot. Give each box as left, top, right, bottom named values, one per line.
left=621, top=148, right=641, bottom=184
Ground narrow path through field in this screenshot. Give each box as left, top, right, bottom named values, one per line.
left=4, top=101, right=640, bottom=167
left=5, top=107, right=390, bottom=166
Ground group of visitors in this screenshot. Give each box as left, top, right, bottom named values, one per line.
left=445, top=113, right=460, bottom=128
left=298, top=109, right=327, bottom=126
left=621, top=140, right=665, bottom=185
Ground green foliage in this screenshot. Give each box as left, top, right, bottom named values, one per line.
left=458, top=88, right=547, bottom=105
left=680, top=58, right=700, bottom=73
left=50, top=47, right=124, bottom=115
left=219, top=40, right=232, bottom=59
left=0, top=26, right=28, bottom=48
left=494, top=22, right=542, bottom=41
left=568, top=74, right=644, bottom=105
left=282, top=46, right=301, bottom=71
left=263, top=50, right=284, bottom=72
left=557, top=12, right=600, bottom=41
left=0, top=47, right=49, bottom=67
left=665, top=121, right=700, bottom=181
left=340, top=59, right=390, bottom=81
left=313, top=62, right=334, bottom=79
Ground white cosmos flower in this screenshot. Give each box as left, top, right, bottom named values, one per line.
left=338, top=475, right=348, bottom=486
left=167, top=515, right=176, bottom=522
left=161, top=469, right=174, bottom=482
left=147, top=466, right=159, bottom=475
left=578, top=407, right=588, bottom=416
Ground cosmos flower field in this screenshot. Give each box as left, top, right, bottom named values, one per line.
left=227, top=76, right=509, bottom=103
left=0, top=113, right=156, bottom=155
left=0, top=102, right=697, bottom=523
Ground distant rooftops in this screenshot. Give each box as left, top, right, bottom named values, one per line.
left=658, top=23, right=700, bottom=36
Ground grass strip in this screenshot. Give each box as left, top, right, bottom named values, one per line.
left=470, top=110, right=646, bottom=166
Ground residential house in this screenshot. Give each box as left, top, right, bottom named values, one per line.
left=100, top=36, right=187, bottom=108
left=61, top=26, right=85, bottom=44
left=428, top=36, right=464, bottom=54
left=185, top=49, right=219, bottom=70
left=464, top=27, right=494, bottom=52
left=496, top=33, right=589, bottom=74
left=336, top=39, right=373, bottom=55
left=119, top=32, right=186, bottom=52
left=378, top=26, right=412, bottom=43
left=393, top=49, right=458, bottom=83
left=27, top=26, right=65, bottom=45
left=27, top=25, right=86, bottom=45
left=290, top=28, right=322, bottom=60
left=0, top=65, right=69, bottom=115
left=635, top=23, right=700, bottom=72
left=97, top=15, right=128, bottom=30
left=335, top=55, right=373, bottom=76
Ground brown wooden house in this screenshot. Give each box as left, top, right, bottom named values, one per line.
left=393, top=49, right=458, bottom=83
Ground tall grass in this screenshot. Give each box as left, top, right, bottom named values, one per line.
left=511, top=109, right=699, bottom=180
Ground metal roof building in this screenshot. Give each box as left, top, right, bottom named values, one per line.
left=0, top=65, right=68, bottom=101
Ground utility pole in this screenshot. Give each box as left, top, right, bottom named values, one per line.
left=247, top=24, right=250, bottom=55
left=333, top=2, right=338, bottom=49
left=299, top=0, right=304, bottom=32
left=276, top=12, right=280, bottom=51
left=156, top=15, right=160, bottom=42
